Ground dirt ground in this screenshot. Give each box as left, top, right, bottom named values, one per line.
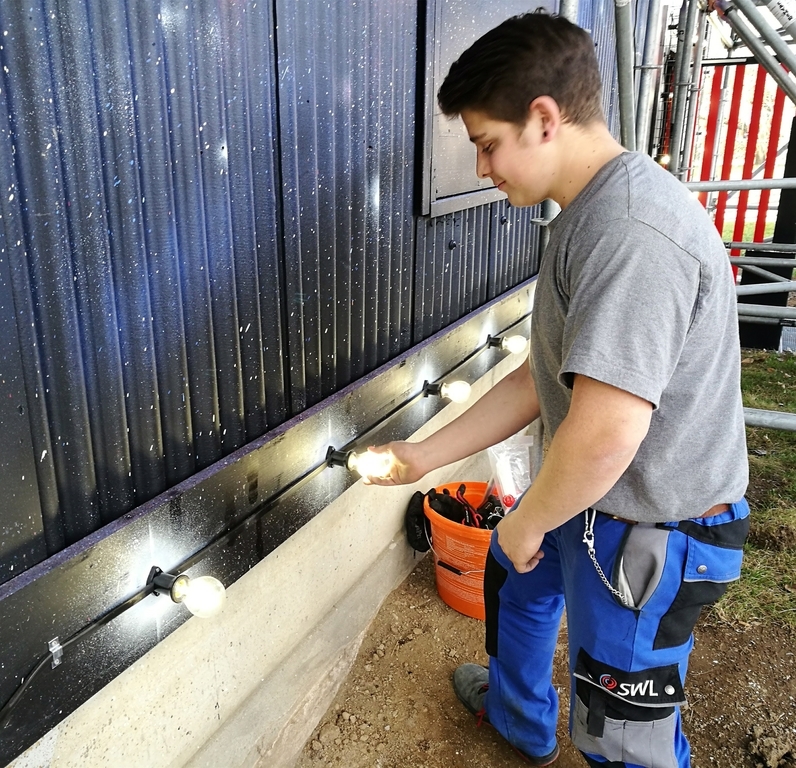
left=296, top=555, right=796, bottom=768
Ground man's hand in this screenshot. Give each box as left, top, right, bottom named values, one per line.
left=360, top=441, right=430, bottom=485
left=495, top=508, right=546, bottom=573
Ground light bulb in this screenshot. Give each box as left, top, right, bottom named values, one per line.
left=348, top=449, right=393, bottom=479
left=501, top=335, right=528, bottom=354
left=659, top=154, right=671, bottom=167
left=440, top=380, right=471, bottom=403
left=179, top=575, right=226, bottom=618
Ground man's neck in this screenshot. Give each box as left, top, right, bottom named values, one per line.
left=548, top=122, right=626, bottom=209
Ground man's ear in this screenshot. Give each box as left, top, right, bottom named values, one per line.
left=527, top=96, right=562, bottom=142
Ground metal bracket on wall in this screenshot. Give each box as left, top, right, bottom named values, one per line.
left=47, top=639, right=62, bottom=669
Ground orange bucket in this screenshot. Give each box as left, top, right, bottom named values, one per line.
left=423, top=482, right=491, bottom=621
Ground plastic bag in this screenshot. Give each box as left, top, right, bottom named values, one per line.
left=487, top=433, right=535, bottom=510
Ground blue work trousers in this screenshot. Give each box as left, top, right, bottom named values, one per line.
left=482, top=501, right=749, bottom=767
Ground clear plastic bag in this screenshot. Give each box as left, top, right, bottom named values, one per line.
left=487, top=433, right=535, bottom=510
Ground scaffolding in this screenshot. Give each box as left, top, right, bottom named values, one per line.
left=621, top=0, right=796, bottom=431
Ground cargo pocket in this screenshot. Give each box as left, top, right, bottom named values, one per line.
left=653, top=514, right=748, bottom=650
left=484, top=537, right=509, bottom=658
left=571, top=649, right=684, bottom=768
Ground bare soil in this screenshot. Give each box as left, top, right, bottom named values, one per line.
left=296, top=555, right=796, bottom=768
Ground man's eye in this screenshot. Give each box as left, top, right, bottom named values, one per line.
left=482, top=144, right=493, bottom=154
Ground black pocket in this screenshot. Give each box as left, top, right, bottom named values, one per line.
left=484, top=547, right=508, bottom=658
left=653, top=517, right=748, bottom=650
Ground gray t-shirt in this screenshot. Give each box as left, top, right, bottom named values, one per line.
left=532, top=152, right=748, bottom=522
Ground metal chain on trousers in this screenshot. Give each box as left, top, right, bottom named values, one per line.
left=583, top=509, right=629, bottom=606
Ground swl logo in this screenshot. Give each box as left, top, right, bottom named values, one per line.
left=599, top=674, right=617, bottom=690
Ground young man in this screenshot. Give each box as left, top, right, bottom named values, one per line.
left=366, top=12, right=749, bottom=768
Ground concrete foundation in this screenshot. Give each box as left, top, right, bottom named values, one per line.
left=7, top=356, right=519, bottom=768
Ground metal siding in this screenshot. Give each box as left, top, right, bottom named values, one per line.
left=275, top=0, right=417, bottom=412
left=579, top=0, right=622, bottom=134
left=0, top=0, right=626, bottom=576
left=0, top=0, right=287, bottom=553
left=413, top=206, right=492, bottom=342
left=489, top=202, right=542, bottom=300
left=0, top=1, right=102, bottom=545
left=0, top=104, right=47, bottom=580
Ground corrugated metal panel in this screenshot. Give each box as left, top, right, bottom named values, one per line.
left=413, top=206, right=492, bottom=342
left=488, top=202, right=542, bottom=301
left=413, top=200, right=542, bottom=341
left=275, top=0, right=417, bottom=412
left=0, top=0, right=287, bottom=550
left=1, top=0, right=627, bottom=574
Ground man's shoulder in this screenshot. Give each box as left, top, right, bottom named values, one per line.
left=579, top=152, right=725, bottom=265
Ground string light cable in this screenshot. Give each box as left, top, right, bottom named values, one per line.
left=0, top=315, right=530, bottom=729
left=0, top=585, right=153, bottom=729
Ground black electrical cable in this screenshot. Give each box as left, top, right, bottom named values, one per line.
left=0, top=586, right=154, bottom=729
left=0, top=315, right=532, bottom=729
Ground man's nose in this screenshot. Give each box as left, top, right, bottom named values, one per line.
left=476, top=153, right=490, bottom=179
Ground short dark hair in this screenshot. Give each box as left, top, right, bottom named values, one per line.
left=437, top=12, right=604, bottom=126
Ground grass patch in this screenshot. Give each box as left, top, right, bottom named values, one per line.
left=713, top=350, right=796, bottom=628
left=721, top=222, right=776, bottom=243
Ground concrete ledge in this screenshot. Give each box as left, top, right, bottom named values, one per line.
left=187, top=450, right=489, bottom=768
left=8, top=355, right=518, bottom=768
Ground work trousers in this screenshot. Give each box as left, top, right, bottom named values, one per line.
left=482, top=500, right=750, bottom=768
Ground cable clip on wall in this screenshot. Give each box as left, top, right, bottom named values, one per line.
left=0, top=566, right=227, bottom=730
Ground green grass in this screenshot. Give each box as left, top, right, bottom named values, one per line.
left=721, top=221, right=776, bottom=243
left=712, top=350, right=796, bottom=628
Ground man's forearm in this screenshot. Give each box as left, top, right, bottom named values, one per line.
left=415, top=357, right=540, bottom=475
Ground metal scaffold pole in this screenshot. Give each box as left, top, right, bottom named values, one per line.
left=679, top=12, right=708, bottom=179
left=636, top=0, right=664, bottom=151
left=558, top=0, right=580, bottom=23
left=729, top=0, right=796, bottom=75
left=669, top=0, right=701, bottom=176
left=615, top=0, right=637, bottom=149
left=718, top=4, right=796, bottom=104
left=744, top=407, right=796, bottom=431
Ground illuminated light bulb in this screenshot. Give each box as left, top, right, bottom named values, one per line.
left=487, top=333, right=528, bottom=355
left=659, top=154, right=671, bottom=167
left=179, top=575, right=226, bottom=618
left=148, top=567, right=226, bottom=619
left=440, top=380, right=471, bottom=403
left=325, top=446, right=393, bottom=478
left=501, top=335, right=528, bottom=354
left=423, top=379, right=472, bottom=403
left=347, top=449, right=393, bottom=479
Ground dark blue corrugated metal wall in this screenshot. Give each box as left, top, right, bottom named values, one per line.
left=0, top=0, right=288, bottom=553
left=0, top=0, right=629, bottom=575
left=275, top=0, right=418, bottom=409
